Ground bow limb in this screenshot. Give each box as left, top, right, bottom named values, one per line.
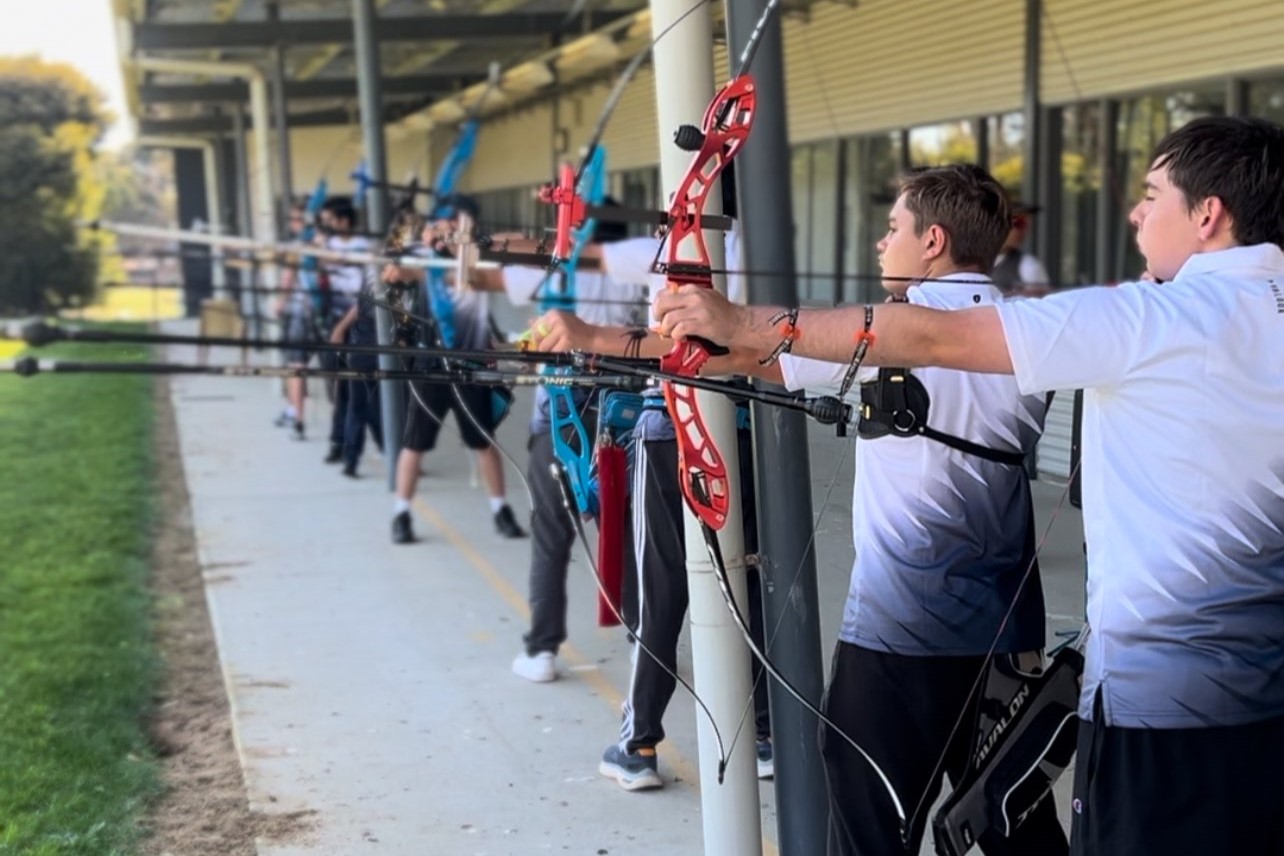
left=297, top=179, right=329, bottom=318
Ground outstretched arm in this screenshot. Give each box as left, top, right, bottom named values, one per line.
left=654, top=287, right=1013, bottom=375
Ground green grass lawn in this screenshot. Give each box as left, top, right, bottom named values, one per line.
left=0, top=334, right=159, bottom=855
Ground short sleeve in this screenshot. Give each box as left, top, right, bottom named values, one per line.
left=601, top=237, right=664, bottom=284
left=995, top=283, right=1148, bottom=394
left=778, top=354, right=852, bottom=396
left=501, top=267, right=550, bottom=307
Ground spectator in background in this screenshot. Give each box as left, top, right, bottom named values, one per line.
left=992, top=200, right=1052, bottom=296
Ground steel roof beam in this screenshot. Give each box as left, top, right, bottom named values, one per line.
left=133, top=12, right=629, bottom=50
left=138, top=76, right=459, bottom=103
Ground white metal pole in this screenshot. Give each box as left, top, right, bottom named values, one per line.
left=86, top=220, right=489, bottom=271
left=648, top=2, right=762, bottom=854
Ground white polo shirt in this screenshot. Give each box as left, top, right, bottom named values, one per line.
left=781, top=275, right=1049, bottom=656
left=996, top=243, right=1284, bottom=728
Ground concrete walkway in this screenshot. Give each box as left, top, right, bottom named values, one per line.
left=165, top=324, right=1086, bottom=856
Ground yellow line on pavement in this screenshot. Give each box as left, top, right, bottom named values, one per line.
left=412, top=497, right=782, bottom=856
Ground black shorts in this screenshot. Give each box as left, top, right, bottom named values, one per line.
left=282, top=311, right=319, bottom=365
left=402, top=381, right=498, bottom=452
left=1070, top=697, right=1284, bottom=856
left=820, top=642, right=1068, bottom=856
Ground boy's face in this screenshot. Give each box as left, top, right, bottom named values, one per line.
left=877, top=193, right=932, bottom=297
left=1129, top=163, right=1202, bottom=281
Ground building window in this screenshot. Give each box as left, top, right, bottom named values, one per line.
left=791, top=141, right=841, bottom=305
left=1115, top=86, right=1225, bottom=278
left=610, top=167, right=661, bottom=237
left=1249, top=77, right=1284, bottom=125
left=843, top=132, right=902, bottom=304
left=1059, top=102, right=1104, bottom=286
left=986, top=111, right=1025, bottom=195
left=909, top=120, right=978, bottom=167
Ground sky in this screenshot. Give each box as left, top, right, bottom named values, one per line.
left=2, top=0, right=131, bottom=149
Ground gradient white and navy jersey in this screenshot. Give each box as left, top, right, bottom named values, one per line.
left=781, top=275, right=1049, bottom=657
left=997, top=243, right=1284, bottom=729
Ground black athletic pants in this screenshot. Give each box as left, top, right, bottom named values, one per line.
left=619, top=434, right=769, bottom=752
left=522, top=430, right=637, bottom=656
left=820, top=641, right=1068, bottom=856
left=1070, top=694, right=1284, bottom=856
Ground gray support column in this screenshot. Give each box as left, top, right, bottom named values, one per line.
left=231, top=109, right=254, bottom=313
left=1021, top=0, right=1042, bottom=224
left=724, top=1, right=829, bottom=853
left=832, top=140, right=849, bottom=304
left=1036, top=106, right=1062, bottom=283
left=1227, top=77, right=1249, bottom=116
left=272, top=43, right=295, bottom=231
left=231, top=110, right=253, bottom=241
left=217, top=132, right=244, bottom=292
left=976, top=115, right=990, bottom=168
left=1095, top=98, right=1119, bottom=283
left=352, top=0, right=404, bottom=489
left=174, top=148, right=214, bottom=316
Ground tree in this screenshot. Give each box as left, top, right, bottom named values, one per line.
left=0, top=56, right=109, bottom=315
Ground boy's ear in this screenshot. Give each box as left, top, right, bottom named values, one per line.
left=1196, top=196, right=1231, bottom=242
left=923, top=223, right=947, bottom=259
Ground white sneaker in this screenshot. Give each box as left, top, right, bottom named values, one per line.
left=512, top=651, right=556, bottom=683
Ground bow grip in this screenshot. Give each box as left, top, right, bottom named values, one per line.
left=659, top=337, right=729, bottom=377
left=538, top=163, right=584, bottom=260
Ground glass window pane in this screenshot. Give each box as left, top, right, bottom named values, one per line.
left=1115, top=86, right=1225, bottom=279
left=791, top=145, right=813, bottom=302
left=986, top=111, right=1025, bottom=194
left=845, top=133, right=901, bottom=305
left=1249, top=78, right=1284, bottom=125
left=1060, top=102, right=1103, bottom=286
left=909, top=120, right=978, bottom=166
left=808, top=141, right=840, bottom=305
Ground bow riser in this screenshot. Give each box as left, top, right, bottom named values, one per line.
left=659, top=74, right=758, bottom=532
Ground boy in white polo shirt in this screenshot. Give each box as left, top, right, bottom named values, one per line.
left=675, top=164, right=1065, bottom=855
left=655, top=116, right=1284, bottom=856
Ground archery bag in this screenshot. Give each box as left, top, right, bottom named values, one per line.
left=932, top=642, right=1084, bottom=856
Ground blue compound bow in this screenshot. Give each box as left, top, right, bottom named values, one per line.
left=297, top=179, right=329, bottom=318
left=421, top=117, right=484, bottom=347
left=537, top=145, right=609, bottom=515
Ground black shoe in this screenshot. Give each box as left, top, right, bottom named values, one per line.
left=324, top=443, right=342, bottom=464
left=391, top=511, right=415, bottom=544
left=292, top=420, right=305, bottom=441
left=493, top=505, right=527, bottom=539
left=341, top=462, right=358, bottom=478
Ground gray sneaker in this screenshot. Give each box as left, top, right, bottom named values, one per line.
left=756, top=738, right=774, bottom=780
left=599, top=743, right=663, bottom=791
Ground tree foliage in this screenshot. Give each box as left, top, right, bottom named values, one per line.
left=0, top=56, right=109, bottom=315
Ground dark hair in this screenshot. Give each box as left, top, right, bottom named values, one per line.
left=385, top=206, right=425, bottom=252
left=897, top=164, right=1010, bottom=269
left=433, top=192, right=480, bottom=221
left=1150, top=116, right=1284, bottom=248
left=323, top=196, right=357, bottom=228
left=591, top=196, right=629, bottom=243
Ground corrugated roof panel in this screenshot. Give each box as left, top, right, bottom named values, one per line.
left=1041, top=0, right=1284, bottom=104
